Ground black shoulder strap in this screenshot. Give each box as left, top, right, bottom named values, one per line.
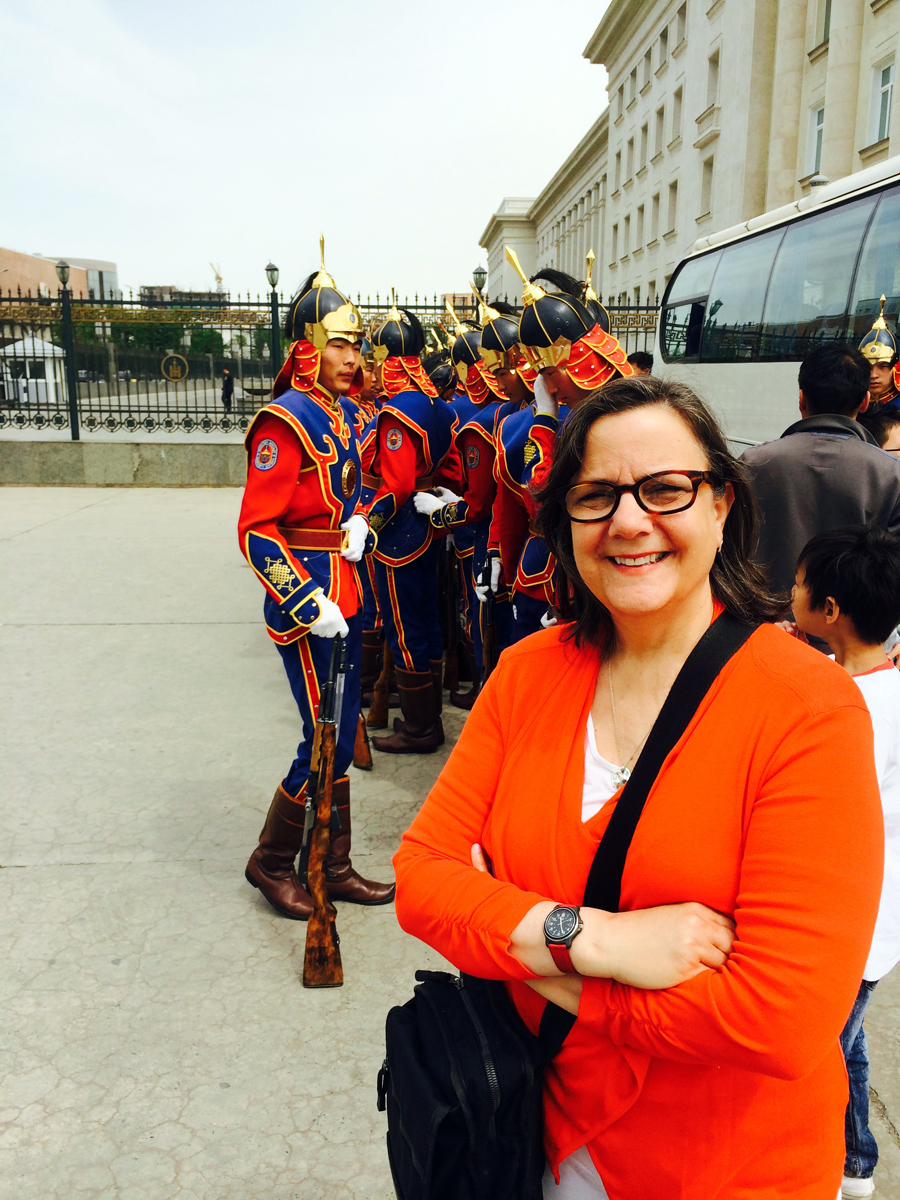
left=537, top=612, right=756, bottom=1060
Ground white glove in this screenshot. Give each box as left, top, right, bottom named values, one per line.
left=434, top=486, right=461, bottom=504
left=533, top=373, right=558, bottom=418
left=309, top=592, right=349, bottom=639
left=413, top=491, right=445, bottom=516
left=340, top=514, right=369, bottom=562
left=540, top=608, right=558, bottom=628
left=474, top=557, right=503, bottom=602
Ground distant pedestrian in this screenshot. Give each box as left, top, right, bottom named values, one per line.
left=626, top=350, right=653, bottom=376
left=789, top=523, right=900, bottom=1200
left=221, top=368, right=234, bottom=412
left=741, top=344, right=900, bottom=600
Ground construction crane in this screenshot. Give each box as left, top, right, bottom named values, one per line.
left=210, top=263, right=223, bottom=294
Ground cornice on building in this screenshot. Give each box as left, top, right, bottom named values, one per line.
left=479, top=203, right=536, bottom=251
left=583, top=0, right=659, bottom=75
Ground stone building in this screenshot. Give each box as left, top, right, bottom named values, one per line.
left=480, top=0, right=900, bottom=306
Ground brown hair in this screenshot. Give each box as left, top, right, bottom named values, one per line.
left=534, top=376, right=786, bottom=650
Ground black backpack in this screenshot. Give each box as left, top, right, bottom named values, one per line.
left=378, top=614, right=756, bottom=1200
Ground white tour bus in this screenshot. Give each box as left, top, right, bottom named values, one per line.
left=656, top=154, right=900, bottom=447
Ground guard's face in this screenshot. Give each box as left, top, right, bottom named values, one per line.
left=494, top=367, right=529, bottom=404
left=319, top=338, right=361, bottom=395
left=541, top=365, right=591, bottom=406
left=869, top=362, right=894, bottom=401
left=360, top=364, right=378, bottom=402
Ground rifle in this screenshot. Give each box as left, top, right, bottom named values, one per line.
left=300, top=635, right=346, bottom=989
left=480, top=558, right=500, bottom=685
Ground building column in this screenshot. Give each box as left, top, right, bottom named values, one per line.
left=822, top=0, right=866, bottom=182
left=764, top=0, right=807, bottom=209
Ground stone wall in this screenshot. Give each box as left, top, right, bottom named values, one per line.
left=0, top=441, right=246, bottom=487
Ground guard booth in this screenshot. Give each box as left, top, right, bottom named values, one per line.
left=0, top=335, right=66, bottom=406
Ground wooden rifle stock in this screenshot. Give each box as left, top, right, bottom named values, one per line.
left=302, top=636, right=345, bottom=989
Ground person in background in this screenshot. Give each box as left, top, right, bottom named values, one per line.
left=789, top=524, right=900, bottom=1200
left=741, top=343, right=900, bottom=599
left=626, top=350, right=653, bottom=376
left=221, top=367, right=234, bottom=412
left=858, top=406, right=900, bottom=453
left=858, top=296, right=900, bottom=411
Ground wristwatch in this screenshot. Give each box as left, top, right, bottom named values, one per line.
left=543, top=905, right=583, bottom=974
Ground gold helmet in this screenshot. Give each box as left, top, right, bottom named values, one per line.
left=283, top=235, right=363, bottom=351
left=859, top=295, right=898, bottom=365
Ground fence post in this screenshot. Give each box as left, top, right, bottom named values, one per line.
left=269, top=290, right=281, bottom=375
left=60, top=286, right=80, bottom=441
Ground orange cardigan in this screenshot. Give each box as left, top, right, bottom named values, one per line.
left=394, top=623, right=883, bottom=1200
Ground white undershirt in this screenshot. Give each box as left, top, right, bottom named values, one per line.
left=542, top=716, right=618, bottom=1200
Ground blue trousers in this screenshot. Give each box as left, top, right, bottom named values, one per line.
left=276, top=612, right=362, bottom=797
left=374, top=541, right=443, bottom=674
left=512, top=590, right=549, bottom=641
left=358, top=556, right=382, bottom=632
left=840, top=978, right=879, bottom=1180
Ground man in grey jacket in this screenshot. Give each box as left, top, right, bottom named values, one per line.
left=741, top=344, right=900, bottom=599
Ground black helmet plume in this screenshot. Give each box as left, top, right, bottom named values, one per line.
left=530, top=269, right=609, bottom=333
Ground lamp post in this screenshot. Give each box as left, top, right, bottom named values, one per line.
left=265, top=263, right=281, bottom=378
left=472, top=263, right=488, bottom=294
left=56, top=260, right=80, bottom=441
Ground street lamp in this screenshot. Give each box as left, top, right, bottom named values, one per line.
left=265, top=262, right=281, bottom=376
left=55, top=260, right=80, bottom=440
left=472, top=263, right=487, bottom=293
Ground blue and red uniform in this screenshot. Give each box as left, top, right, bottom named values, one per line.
left=239, top=385, right=367, bottom=796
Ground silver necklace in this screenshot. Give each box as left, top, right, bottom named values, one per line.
left=607, top=662, right=652, bottom=788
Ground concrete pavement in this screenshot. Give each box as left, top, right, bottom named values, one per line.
left=2, top=486, right=900, bottom=1199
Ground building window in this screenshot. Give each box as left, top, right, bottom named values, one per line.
left=640, top=124, right=648, bottom=170
left=655, top=105, right=665, bottom=156
left=626, top=137, right=634, bottom=180
left=611, top=224, right=619, bottom=262
left=648, top=279, right=657, bottom=303
left=637, top=204, right=645, bottom=247
left=623, top=214, right=631, bottom=256
left=873, top=62, right=894, bottom=144
left=707, top=50, right=719, bottom=110
left=629, top=66, right=638, bottom=104
left=616, top=84, right=625, bottom=121
left=815, top=0, right=832, bottom=46
left=700, top=156, right=714, bottom=216
left=634, top=286, right=642, bottom=305
left=658, top=26, right=668, bottom=67
left=676, top=3, right=687, bottom=45
left=808, top=106, right=825, bottom=174
left=672, top=87, right=683, bottom=141
left=615, top=151, right=622, bottom=190
left=667, top=180, right=678, bottom=233
left=651, top=192, right=660, bottom=240
left=643, top=48, right=653, bottom=89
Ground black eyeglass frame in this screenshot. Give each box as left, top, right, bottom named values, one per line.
left=562, top=470, right=720, bottom=523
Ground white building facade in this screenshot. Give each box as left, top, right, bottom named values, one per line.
left=480, top=0, right=900, bottom=306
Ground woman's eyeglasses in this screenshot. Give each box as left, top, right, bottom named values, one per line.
left=562, top=471, right=718, bottom=523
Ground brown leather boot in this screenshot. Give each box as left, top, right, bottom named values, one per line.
left=373, top=667, right=443, bottom=754
left=324, top=777, right=396, bottom=905
left=360, top=630, right=383, bottom=707
left=450, top=637, right=481, bottom=710
left=245, top=784, right=314, bottom=920
left=430, top=659, right=444, bottom=714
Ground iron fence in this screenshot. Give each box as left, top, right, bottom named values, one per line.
left=0, top=292, right=658, bottom=437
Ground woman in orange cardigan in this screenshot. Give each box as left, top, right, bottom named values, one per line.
left=394, top=377, right=884, bottom=1200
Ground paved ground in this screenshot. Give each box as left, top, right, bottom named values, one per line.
left=2, top=486, right=900, bottom=1199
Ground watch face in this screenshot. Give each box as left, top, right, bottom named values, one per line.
left=545, top=906, right=578, bottom=943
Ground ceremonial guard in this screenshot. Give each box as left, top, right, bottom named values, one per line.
left=859, top=295, right=900, bottom=411
left=366, top=302, right=462, bottom=753
left=414, top=302, right=513, bottom=703
left=239, top=257, right=394, bottom=918
left=494, top=251, right=632, bottom=638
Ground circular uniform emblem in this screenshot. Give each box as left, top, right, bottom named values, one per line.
left=465, top=444, right=481, bottom=469
left=386, top=427, right=403, bottom=451
left=341, top=459, right=358, bottom=498
left=254, top=438, right=279, bottom=471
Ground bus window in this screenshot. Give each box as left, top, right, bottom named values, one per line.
left=700, top=229, right=782, bottom=360
left=760, top=194, right=877, bottom=358
left=849, top=184, right=900, bottom=343
left=660, top=249, right=721, bottom=360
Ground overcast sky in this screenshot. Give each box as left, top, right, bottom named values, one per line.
left=1, top=0, right=610, bottom=301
